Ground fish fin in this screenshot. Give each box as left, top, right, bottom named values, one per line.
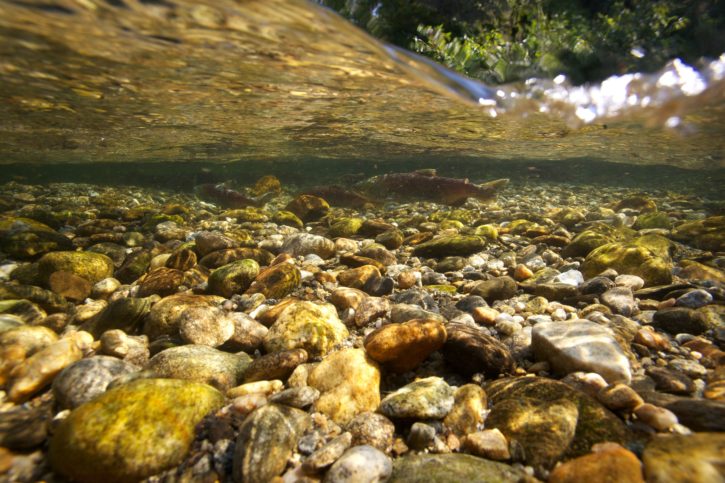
left=414, top=169, right=437, bottom=177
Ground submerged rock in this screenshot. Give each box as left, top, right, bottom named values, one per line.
left=389, top=453, right=530, bottom=482
left=642, top=433, right=725, bottom=483
left=52, top=356, right=138, bottom=409
left=323, top=445, right=392, bottom=483
left=207, top=259, right=259, bottom=298
left=38, top=251, right=114, bottom=285
left=264, top=301, right=348, bottom=357
left=379, top=377, right=455, bottom=420
left=364, top=318, right=446, bottom=373
left=413, top=235, right=485, bottom=258
left=581, top=239, right=672, bottom=287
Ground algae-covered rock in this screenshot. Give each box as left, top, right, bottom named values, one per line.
left=249, top=174, right=282, bottom=197
left=308, top=348, right=381, bottom=425
left=38, top=250, right=114, bottom=285
left=280, top=233, right=336, bottom=259
left=246, top=262, right=301, bottom=299
left=582, top=239, right=672, bottom=286
left=443, top=384, right=488, bottom=437
left=49, top=378, right=223, bottom=483
left=147, top=344, right=251, bottom=391
left=472, top=224, right=498, bottom=240
left=89, top=296, right=153, bottom=338
left=272, top=210, right=303, bottom=229
left=412, top=235, right=485, bottom=258
left=389, top=453, right=530, bottom=483
left=642, top=433, right=725, bottom=483
left=200, top=247, right=274, bottom=269
left=562, top=230, right=615, bottom=258
left=329, top=217, right=364, bottom=238
left=671, top=216, right=725, bottom=252
left=233, top=403, right=310, bottom=483
left=379, top=376, right=455, bottom=420
left=143, top=294, right=225, bottom=340
left=0, top=216, right=73, bottom=259
left=264, top=301, right=348, bottom=357
left=207, top=259, right=260, bottom=298
left=285, top=194, right=330, bottom=222
left=633, top=212, right=672, bottom=230
left=114, top=250, right=153, bottom=284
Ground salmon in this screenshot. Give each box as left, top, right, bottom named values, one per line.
left=194, top=183, right=274, bottom=208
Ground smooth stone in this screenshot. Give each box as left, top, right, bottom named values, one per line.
left=640, top=391, right=725, bottom=432
left=389, top=303, right=444, bottom=323
left=596, top=383, right=644, bottom=412
left=581, top=240, right=672, bottom=287
left=281, top=233, right=336, bottom=259
left=308, top=348, right=381, bottom=425
left=651, top=307, right=709, bottom=335
left=147, top=344, right=251, bottom=391
left=379, top=377, right=454, bottom=420
left=48, top=270, right=92, bottom=301
left=346, top=412, right=395, bottom=452
left=323, top=445, right=392, bottom=483
left=165, top=247, right=197, bottom=271
left=200, top=247, right=273, bottom=269
left=0, top=398, right=52, bottom=450
left=223, top=312, right=268, bottom=353
left=601, top=286, right=636, bottom=316
left=303, top=432, right=352, bottom=472
left=549, top=443, right=644, bottom=483
left=642, top=433, right=725, bottom=483
left=285, top=194, right=330, bottom=222
left=98, top=330, right=149, bottom=366
left=178, top=305, right=234, bottom=347
left=245, top=262, right=301, bottom=299
left=364, top=318, right=446, bottom=373
left=441, top=322, right=515, bottom=378
left=353, top=296, right=391, bottom=327
left=532, top=320, right=632, bottom=384
left=38, top=250, right=114, bottom=285
left=443, top=384, right=488, bottom=437
left=407, top=422, right=437, bottom=450
left=207, top=259, right=260, bottom=298
left=233, top=403, right=310, bottom=483
left=244, top=348, right=308, bottom=383
left=389, top=453, right=529, bottom=482
left=412, top=235, right=485, bottom=258
left=143, top=294, right=225, bottom=340
left=329, top=287, right=367, bottom=311
left=0, top=325, right=58, bottom=385
left=264, top=301, right=349, bottom=357
left=268, top=386, right=320, bottom=409
left=52, top=356, right=138, bottom=409
left=193, top=231, right=238, bottom=257
left=646, top=366, right=695, bottom=394
left=136, top=267, right=185, bottom=297
left=7, top=333, right=89, bottom=403
left=470, top=276, right=517, bottom=303
left=462, top=429, right=510, bottom=461
left=337, top=265, right=382, bottom=290
left=553, top=270, right=584, bottom=287
left=49, top=378, right=224, bottom=483
left=634, top=403, right=678, bottom=431
left=89, top=296, right=153, bottom=338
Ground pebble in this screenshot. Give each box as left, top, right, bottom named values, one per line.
left=443, top=384, right=487, bottom=437
left=634, top=403, right=678, bottom=431
left=675, top=289, right=713, bottom=309
left=323, top=445, right=392, bottom=483
left=268, top=386, right=320, bottom=409
left=264, top=301, right=349, bottom=357
left=549, top=443, right=644, bottom=483
left=462, top=429, right=510, bottom=461
left=596, top=383, right=644, bottom=412
left=244, top=348, right=308, bottom=383
left=407, top=422, right=437, bottom=450
left=178, top=306, right=234, bottom=347
left=379, top=377, right=454, bottom=420
left=303, top=432, right=353, bottom=472
left=345, top=412, right=395, bottom=452
left=442, top=322, right=515, bottom=378
left=364, top=318, right=446, bottom=373
left=52, top=356, right=138, bottom=409
left=281, top=233, right=336, bottom=259
left=601, top=286, right=636, bottom=316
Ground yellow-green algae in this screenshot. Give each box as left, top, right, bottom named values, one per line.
left=49, top=378, right=224, bottom=483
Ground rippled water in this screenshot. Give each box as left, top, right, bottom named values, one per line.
left=0, top=0, right=724, bottom=170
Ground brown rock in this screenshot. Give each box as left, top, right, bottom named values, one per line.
left=137, top=267, right=185, bottom=297
left=444, top=384, right=488, bottom=437
left=549, top=443, right=644, bottom=483
left=48, top=271, right=92, bottom=302
left=442, top=322, right=515, bottom=377
left=364, top=319, right=446, bottom=373
left=244, top=349, right=308, bottom=383
left=337, top=265, right=381, bottom=290
left=285, top=194, right=330, bottom=222
left=462, top=429, right=510, bottom=461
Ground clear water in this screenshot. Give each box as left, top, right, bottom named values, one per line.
left=0, top=0, right=723, bottom=178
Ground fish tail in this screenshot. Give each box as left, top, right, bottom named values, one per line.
left=475, top=178, right=509, bottom=199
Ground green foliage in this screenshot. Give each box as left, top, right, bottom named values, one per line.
left=319, top=0, right=725, bottom=85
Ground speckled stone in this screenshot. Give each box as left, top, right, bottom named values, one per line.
left=143, top=294, right=225, bottom=340
left=441, top=322, right=515, bottom=378
left=443, top=384, right=488, bottom=437
left=264, top=301, right=348, bottom=357
left=308, top=348, right=381, bottom=425
left=346, top=412, right=395, bottom=453
left=52, top=356, right=138, bottom=409
left=49, top=378, right=223, bottom=483
left=245, top=262, right=301, bottom=299
left=244, top=348, right=308, bottom=383
left=38, top=250, right=114, bottom=285
left=207, top=259, right=260, bottom=298
left=303, top=432, right=352, bottom=472
left=323, top=445, right=392, bottom=483
left=642, top=433, right=725, bottom=483
left=178, top=306, right=234, bottom=347
left=233, top=403, right=310, bottom=483
left=280, top=233, right=336, bottom=259
left=379, top=377, right=455, bottom=420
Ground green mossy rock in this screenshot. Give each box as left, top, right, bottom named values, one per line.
left=49, top=378, right=223, bottom=483
left=272, top=210, right=304, bottom=229
left=413, top=235, right=485, bottom=258
left=582, top=240, right=672, bottom=287
left=115, top=250, right=152, bottom=284
left=228, top=208, right=268, bottom=223
left=246, top=263, right=301, bottom=299
left=472, top=224, right=498, bottom=240
left=671, top=216, right=725, bottom=252
left=0, top=216, right=73, bottom=259
left=633, top=211, right=672, bottom=230
left=389, top=454, right=530, bottom=483
left=38, top=251, right=114, bottom=285
left=264, top=301, right=349, bottom=357
left=285, top=194, right=330, bottom=222
left=554, top=208, right=585, bottom=228
left=329, top=217, right=364, bottom=238
left=562, top=224, right=635, bottom=258
left=208, top=259, right=260, bottom=298
left=439, top=219, right=464, bottom=231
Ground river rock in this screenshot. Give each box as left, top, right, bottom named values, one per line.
left=89, top=296, right=153, bottom=338
left=337, top=265, right=382, bottom=290
left=0, top=325, right=58, bottom=385
left=244, top=348, right=308, bottom=383
left=281, top=233, right=336, bottom=259
left=147, top=344, right=251, bottom=391
left=443, top=384, right=488, bottom=437
left=233, top=403, right=310, bottom=483
left=178, top=305, right=234, bottom=347
left=98, top=329, right=150, bottom=366
left=268, top=386, right=320, bottom=409
left=346, top=412, right=395, bottom=452
left=601, top=286, right=636, bottom=316
left=581, top=241, right=672, bottom=287
left=143, top=294, right=225, bottom=340
left=194, top=231, right=238, bottom=257
left=642, top=433, right=725, bottom=483
left=52, top=356, right=138, bottom=409
left=412, top=235, right=485, bottom=258
left=389, top=453, right=529, bottom=482
left=308, top=348, right=381, bottom=425
left=323, top=445, right=392, bottom=483
left=303, top=432, right=352, bottom=472
left=264, top=301, right=348, bottom=357
left=207, top=259, right=259, bottom=298
left=470, top=276, right=517, bottom=303
left=379, top=377, right=455, bottom=420
left=223, top=312, right=269, bottom=353
left=532, top=320, right=632, bottom=384
left=137, top=267, right=185, bottom=297
left=38, top=250, right=114, bottom=285
left=285, top=194, right=330, bottom=222
left=462, top=429, right=510, bottom=461
left=49, top=378, right=223, bottom=483
left=48, top=270, right=92, bottom=301
left=364, top=318, right=446, bottom=373
left=549, top=443, right=644, bottom=483
left=645, top=366, right=695, bottom=394
left=246, top=262, right=301, bottom=299
left=441, top=322, right=515, bottom=377
left=651, top=307, right=709, bottom=335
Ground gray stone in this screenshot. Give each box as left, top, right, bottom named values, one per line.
left=52, top=356, right=138, bottom=409
left=379, top=377, right=454, bottom=420
left=601, top=287, right=636, bottom=316
left=389, top=453, right=529, bottom=483
left=323, top=445, right=392, bottom=483
left=675, top=289, right=713, bottom=309
left=280, top=233, right=336, bottom=259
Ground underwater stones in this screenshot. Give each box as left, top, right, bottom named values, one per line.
left=582, top=240, right=672, bottom=287
left=90, top=296, right=153, bottom=337
left=633, top=211, right=671, bottom=230
left=486, top=377, right=629, bottom=459
left=194, top=231, right=238, bottom=256
left=651, top=307, right=709, bottom=335
left=178, top=305, right=235, bottom=347
left=137, top=267, right=185, bottom=297
left=246, top=262, right=301, bottom=299
left=337, top=265, right=381, bottom=290
left=303, top=431, right=352, bottom=472
left=99, top=330, right=149, bottom=366
left=443, top=384, right=488, bottom=437
left=642, top=433, right=725, bottom=483
left=114, top=250, right=152, bottom=284
left=48, top=270, right=91, bottom=301
left=264, top=301, right=348, bottom=357
left=0, top=397, right=53, bottom=450
left=442, top=322, right=515, bottom=378
left=249, top=174, right=282, bottom=196
left=678, top=260, right=725, bottom=283
left=233, top=403, right=310, bottom=483
left=207, top=259, right=259, bottom=298
left=38, top=250, right=114, bottom=285
left=268, top=385, right=320, bottom=408
left=272, top=210, right=304, bottom=229
left=52, top=355, right=138, bottom=409
left=329, top=217, right=364, bottom=238
left=49, top=378, right=223, bottom=483
left=532, top=320, right=631, bottom=384
left=147, top=344, right=251, bottom=391
left=243, top=348, right=308, bottom=383
left=376, top=228, right=404, bottom=249
left=165, top=247, right=197, bottom=271
left=143, top=293, right=224, bottom=340
left=280, top=233, right=336, bottom=259
left=461, top=429, right=510, bottom=461
left=0, top=216, right=73, bottom=258
left=364, top=318, right=446, bottom=373
left=200, top=247, right=274, bottom=269
left=7, top=333, right=90, bottom=403
left=379, top=376, right=455, bottom=420
left=285, top=194, right=330, bottom=222
left=675, top=288, right=713, bottom=309
left=671, top=216, right=725, bottom=252
left=323, top=445, right=392, bottom=483
left=308, top=348, right=381, bottom=425
left=358, top=243, right=397, bottom=266
left=346, top=412, right=396, bottom=452
left=601, top=286, right=636, bottom=316
left=561, top=229, right=616, bottom=258
left=549, top=443, right=644, bottom=483
left=389, top=453, right=529, bottom=483
left=470, top=276, right=517, bottom=303
left=412, top=235, right=485, bottom=258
